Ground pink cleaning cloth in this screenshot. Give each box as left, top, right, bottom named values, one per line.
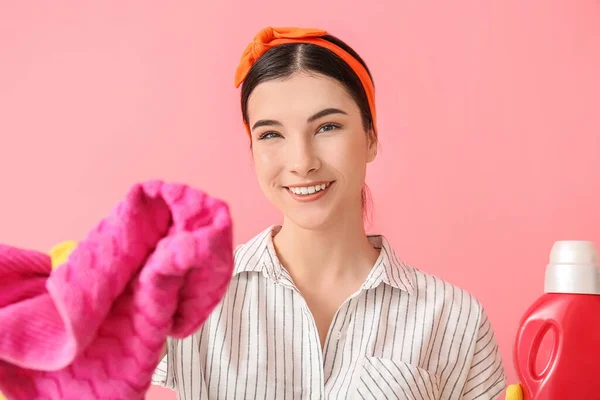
left=0, top=180, right=234, bottom=400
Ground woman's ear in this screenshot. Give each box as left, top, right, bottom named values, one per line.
left=366, top=129, right=378, bottom=163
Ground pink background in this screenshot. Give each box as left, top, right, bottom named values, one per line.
left=1, top=1, right=598, bottom=399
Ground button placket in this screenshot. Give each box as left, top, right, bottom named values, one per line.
left=322, top=297, right=356, bottom=386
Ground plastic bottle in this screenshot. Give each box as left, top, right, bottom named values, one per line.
left=514, top=240, right=600, bottom=399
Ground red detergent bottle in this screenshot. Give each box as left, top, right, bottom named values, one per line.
left=514, top=240, right=600, bottom=399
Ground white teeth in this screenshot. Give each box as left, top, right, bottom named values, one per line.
left=288, top=182, right=330, bottom=195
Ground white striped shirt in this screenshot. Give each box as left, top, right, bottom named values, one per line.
left=152, top=226, right=506, bottom=399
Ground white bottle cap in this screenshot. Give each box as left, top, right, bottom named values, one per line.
left=545, top=240, right=600, bottom=294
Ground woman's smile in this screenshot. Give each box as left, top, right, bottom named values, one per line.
left=284, top=181, right=335, bottom=202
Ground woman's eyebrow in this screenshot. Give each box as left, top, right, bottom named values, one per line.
left=252, top=119, right=282, bottom=131
left=307, top=108, right=348, bottom=122
left=251, top=108, right=348, bottom=131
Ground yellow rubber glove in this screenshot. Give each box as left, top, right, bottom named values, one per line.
left=506, top=383, right=524, bottom=400
left=0, top=241, right=78, bottom=400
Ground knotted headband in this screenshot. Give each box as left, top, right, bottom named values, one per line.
left=234, top=27, right=377, bottom=137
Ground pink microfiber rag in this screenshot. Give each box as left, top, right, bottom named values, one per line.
left=0, top=180, right=234, bottom=400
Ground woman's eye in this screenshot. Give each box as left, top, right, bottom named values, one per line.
left=318, top=123, right=341, bottom=133
left=258, top=131, right=281, bottom=140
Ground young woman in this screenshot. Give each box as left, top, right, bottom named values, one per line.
left=152, top=26, right=506, bottom=399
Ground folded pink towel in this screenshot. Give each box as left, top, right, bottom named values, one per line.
left=0, top=181, right=234, bottom=400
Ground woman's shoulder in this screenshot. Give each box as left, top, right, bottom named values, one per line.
left=227, top=226, right=278, bottom=276
left=233, top=226, right=275, bottom=255
left=404, top=262, right=488, bottom=319
left=373, top=233, right=488, bottom=318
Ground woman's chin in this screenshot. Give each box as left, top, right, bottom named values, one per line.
left=283, top=209, right=338, bottom=231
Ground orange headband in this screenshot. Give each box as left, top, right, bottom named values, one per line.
left=234, top=27, right=377, bottom=138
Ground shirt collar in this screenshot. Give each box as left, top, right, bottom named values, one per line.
left=232, top=226, right=275, bottom=278
left=233, top=225, right=415, bottom=294
left=360, top=235, right=415, bottom=293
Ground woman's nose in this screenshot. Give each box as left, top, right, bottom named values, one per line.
left=288, top=139, right=320, bottom=177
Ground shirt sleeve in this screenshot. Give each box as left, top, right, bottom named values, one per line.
left=151, top=334, right=209, bottom=398
left=460, top=308, right=507, bottom=400
left=151, top=337, right=178, bottom=390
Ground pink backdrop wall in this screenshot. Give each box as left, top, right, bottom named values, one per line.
left=1, top=1, right=598, bottom=399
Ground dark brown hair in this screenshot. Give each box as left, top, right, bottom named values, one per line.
left=240, top=34, right=376, bottom=222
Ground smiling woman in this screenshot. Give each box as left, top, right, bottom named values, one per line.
left=151, top=27, right=507, bottom=399
left=246, top=72, right=376, bottom=231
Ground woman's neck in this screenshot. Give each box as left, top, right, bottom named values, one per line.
left=272, top=213, right=380, bottom=284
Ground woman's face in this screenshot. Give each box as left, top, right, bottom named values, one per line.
left=246, top=72, right=377, bottom=230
